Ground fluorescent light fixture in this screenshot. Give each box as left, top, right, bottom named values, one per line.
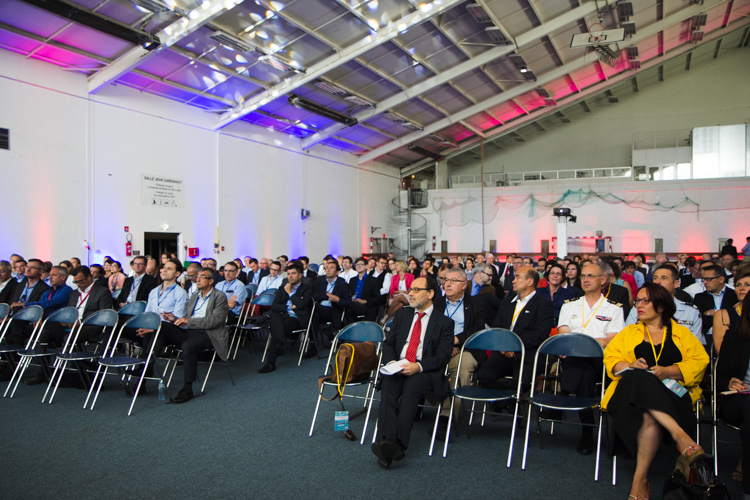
left=344, top=96, right=374, bottom=107
left=616, top=1, right=633, bottom=19
left=383, top=112, right=406, bottom=123
left=314, top=81, right=348, bottom=95
left=691, top=29, right=704, bottom=42
left=626, top=46, right=639, bottom=59
left=408, top=144, right=443, bottom=160
left=508, top=54, right=527, bottom=70
left=209, top=31, right=256, bottom=53
left=692, top=13, right=707, bottom=27
left=622, top=21, right=636, bottom=36
left=288, top=95, right=358, bottom=126
left=519, top=68, right=529, bottom=73
left=132, top=0, right=173, bottom=13
left=629, top=59, right=640, bottom=70
left=543, top=98, right=556, bottom=106
left=402, top=122, right=423, bottom=131
left=535, top=87, right=550, bottom=98
left=485, top=27, right=511, bottom=45
left=466, top=3, right=491, bottom=23
left=259, top=55, right=304, bottom=73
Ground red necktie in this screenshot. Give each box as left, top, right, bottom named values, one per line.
left=405, top=312, right=426, bottom=363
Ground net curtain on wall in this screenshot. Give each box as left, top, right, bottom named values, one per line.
left=430, top=189, right=701, bottom=229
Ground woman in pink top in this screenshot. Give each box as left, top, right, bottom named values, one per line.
left=381, top=260, right=415, bottom=324
left=108, top=260, right=126, bottom=300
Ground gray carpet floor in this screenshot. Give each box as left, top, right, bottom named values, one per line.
left=1, top=341, right=743, bottom=500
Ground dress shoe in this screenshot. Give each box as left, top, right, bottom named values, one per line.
left=381, top=438, right=405, bottom=462
left=257, top=362, right=276, bottom=374
left=171, top=387, right=194, bottom=404
left=23, top=371, right=47, bottom=385
left=302, top=349, right=317, bottom=359
left=576, top=434, right=594, bottom=456
left=371, top=441, right=391, bottom=470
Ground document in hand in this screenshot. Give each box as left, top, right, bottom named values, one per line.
left=614, top=366, right=654, bottom=377
left=380, top=359, right=410, bottom=376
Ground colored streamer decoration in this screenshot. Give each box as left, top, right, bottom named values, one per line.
left=430, top=189, right=701, bottom=227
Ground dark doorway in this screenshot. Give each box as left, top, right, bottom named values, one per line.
left=144, top=232, right=179, bottom=261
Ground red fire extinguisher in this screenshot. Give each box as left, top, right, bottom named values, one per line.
left=125, top=233, right=132, bottom=257
left=432, top=236, right=436, bottom=251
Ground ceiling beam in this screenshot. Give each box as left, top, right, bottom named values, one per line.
left=88, top=0, right=244, bottom=93
left=459, top=120, right=486, bottom=138
left=357, top=0, right=731, bottom=164
left=301, top=1, right=598, bottom=149
left=212, top=0, right=469, bottom=130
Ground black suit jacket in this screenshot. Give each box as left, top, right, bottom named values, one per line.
left=491, top=291, right=554, bottom=354
left=680, top=275, right=697, bottom=290
left=503, top=266, right=516, bottom=293
left=367, top=270, right=389, bottom=307
left=9, top=278, right=50, bottom=313
left=383, top=306, right=454, bottom=400
left=304, top=269, right=318, bottom=280
left=348, top=274, right=380, bottom=306
left=246, top=268, right=269, bottom=286
left=694, top=287, right=738, bottom=335
left=0, top=279, right=17, bottom=305
left=606, top=282, right=631, bottom=320
left=69, top=284, right=114, bottom=320
left=721, top=244, right=738, bottom=259
left=716, top=328, right=750, bottom=392
left=675, top=288, right=693, bottom=305
left=312, top=276, right=352, bottom=309
left=117, top=274, right=158, bottom=308
left=433, top=295, right=487, bottom=363
left=271, top=281, right=313, bottom=326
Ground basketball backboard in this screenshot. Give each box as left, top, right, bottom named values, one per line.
left=571, top=28, right=625, bottom=48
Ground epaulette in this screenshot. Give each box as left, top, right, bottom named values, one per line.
left=606, top=298, right=623, bottom=307
left=563, top=297, right=583, bottom=304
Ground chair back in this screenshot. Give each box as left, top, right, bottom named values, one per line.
left=464, top=328, right=523, bottom=353
left=537, top=333, right=604, bottom=358
left=308, top=263, right=319, bottom=273
left=122, top=312, right=161, bottom=331
left=383, top=317, right=394, bottom=332
left=260, top=288, right=278, bottom=296
left=246, top=283, right=258, bottom=297
left=82, top=309, right=119, bottom=328
left=45, top=307, right=79, bottom=325
left=119, top=301, right=147, bottom=316
left=12, top=305, right=44, bottom=322
left=0, top=303, right=9, bottom=320
left=251, top=293, right=276, bottom=307
left=335, top=321, right=385, bottom=344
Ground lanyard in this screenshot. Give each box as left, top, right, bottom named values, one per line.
left=581, top=295, right=605, bottom=330
left=644, top=323, right=667, bottom=365
left=269, top=276, right=281, bottom=288
left=223, top=280, right=237, bottom=293
left=158, top=284, right=177, bottom=308
left=326, top=280, right=336, bottom=294
left=512, top=299, right=527, bottom=325
left=77, top=287, right=93, bottom=309
left=192, top=292, right=211, bottom=315
left=22, top=282, right=37, bottom=302
left=446, top=299, right=463, bottom=320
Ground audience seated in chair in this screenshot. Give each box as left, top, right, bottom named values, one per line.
left=536, top=262, right=583, bottom=324
left=214, top=261, right=247, bottom=324
left=713, top=266, right=750, bottom=355
left=256, top=260, right=284, bottom=296
left=371, top=275, right=454, bottom=470
left=348, top=257, right=381, bottom=322
left=311, top=260, right=351, bottom=343
left=117, top=255, right=158, bottom=310
left=0, top=260, right=15, bottom=305
left=8, top=258, right=50, bottom=316
left=245, top=258, right=269, bottom=287
left=693, top=264, right=738, bottom=344
left=602, top=282, right=709, bottom=500
left=382, top=260, right=414, bottom=325
left=182, top=262, right=200, bottom=296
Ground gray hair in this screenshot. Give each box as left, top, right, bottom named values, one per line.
left=474, top=263, right=490, bottom=275
left=0, top=260, right=10, bottom=271
left=53, top=265, right=69, bottom=278
left=446, top=267, right=467, bottom=281
left=596, top=261, right=612, bottom=276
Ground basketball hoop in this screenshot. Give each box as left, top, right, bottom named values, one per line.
left=589, top=22, right=605, bottom=44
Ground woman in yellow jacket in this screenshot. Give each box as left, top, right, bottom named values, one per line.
left=602, top=282, right=709, bottom=500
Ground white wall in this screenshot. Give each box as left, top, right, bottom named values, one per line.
left=420, top=178, right=750, bottom=254
left=0, top=49, right=400, bottom=265
left=450, top=47, right=750, bottom=176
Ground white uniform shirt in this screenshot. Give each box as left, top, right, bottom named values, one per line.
left=558, top=295, right=624, bottom=339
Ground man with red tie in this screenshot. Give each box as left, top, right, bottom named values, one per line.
left=371, top=275, right=454, bottom=470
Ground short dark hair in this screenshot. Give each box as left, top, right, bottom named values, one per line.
left=299, top=256, right=309, bottom=265
left=623, top=261, right=636, bottom=271
left=686, top=257, right=698, bottom=268
left=727, top=239, right=734, bottom=244
left=167, top=258, right=184, bottom=274
left=59, top=259, right=72, bottom=269
left=72, top=266, right=92, bottom=279
left=133, top=255, right=147, bottom=265
left=42, top=261, right=53, bottom=273
left=639, top=282, right=676, bottom=326
left=224, top=261, right=238, bottom=271
left=287, top=261, right=303, bottom=275
left=199, top=267, right=217, bottom=282
left=733, top=266, right=750, bottom=285
left=248, top=258, right=258, bottom=265
left=424, top=274, right=439, bottom=298
left=377, top=256, right=387, bottom=262
left=90, top=264, right=104, bottom=274
left=702, top=263, right=725, bottom=279
left=110, top=260, right=122, bottom=270
left=342, top=256, right=353, bottom=265
left=354, top=257, right=367, bottom=266
left=278, top=255, right=288, bottom=261
left=655, top=264, right=679, bottom=282
left=325, top=260, right=341, bottom=272
left=270, top=260, right=282, bottom=269
left=545, top=262, right=566, bottom=279
left=28, top=258, right=43, bottom=268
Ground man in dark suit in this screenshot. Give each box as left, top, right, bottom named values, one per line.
left=312, top=260, right=351, bottom=339
left=477, top=266, right=554, bottom=393
left=371, top=275, right=454, bottom=470
left=598, top=261, right=631, bottom=320
left=25, top=266, right=113, bottom=385
left=116, top=255, right=158, bottom=309
left=721, top=238, right=738, bottom=259
left=245, top=258, right=269, bottom=287
left=157, top=267, right=229, bottom=404
left=502, top=256, right=524, bottom=294
left=368, top=256, right=391, bottom=313
left=8, top=258, right=50, bottom=315
left=299, top=256, right=318, bottom=282
left=0, top=260, right=17, bottom=304
left=348, top=258, right=380, bottom=321
left=693, top=263, right=738, bottom=341
left=433, top=267, right=485, bottom=434
left=257, top=262, right=313, bottom=373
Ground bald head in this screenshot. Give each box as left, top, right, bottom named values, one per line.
left=512, top=266, right=539, bottom=297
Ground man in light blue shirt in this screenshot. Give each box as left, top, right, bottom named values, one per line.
left=742, top=237, right=750, bottom=258
left=257, top=261, right=284, bottom=296
left=626, top=265, right=704, bottom=344
left=215, top=261, right=247, bottom=320
left=143, top=259, right=189, bottom=320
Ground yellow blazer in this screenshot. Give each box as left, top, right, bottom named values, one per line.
left=601, top=320, right=709, bottom=410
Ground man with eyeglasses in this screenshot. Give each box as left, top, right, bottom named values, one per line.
left=684, top=259, right=721, bottom=298
left=348, top=257, right=380, bottom=321
left=692, top=263, right=737, bottom=343
left=201, top=258, right=223, bottom=284
left=215, top=261, right=248, bottom=323
left=257, top=261, right=284, bottom=296
left=625, top=264, right=703, bottom=344
left=9, top=254, right=24, bottom=281
left=503, top=256, right=524, bottom=293
left=8, top=258, right=50, bottom=315
left=597, top=261, right=631, bottom=320
left=467, top=263, right=497, bottom=298
left=116, top=255, right=158, bottom=310
left=182, top=262, right=201, bottom=295
left=556, top=263, right=624, bottom=455
left=432, top=268, right=485, bottom=437
left=312, top=260, right=351, bottom=345
left=371, top=275, right=454, bottom=470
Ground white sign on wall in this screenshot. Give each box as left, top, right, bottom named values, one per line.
left=141, top=175, right=184, bottom=207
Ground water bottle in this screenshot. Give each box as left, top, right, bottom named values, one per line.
left=158, top=380, right=166, bottom=401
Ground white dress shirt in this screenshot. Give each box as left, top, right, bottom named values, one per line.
left=75, top=283, right=95, bottom=320
left=510, top=291, right=536, bottom=330
left=399, top=305, right=433, bottom=367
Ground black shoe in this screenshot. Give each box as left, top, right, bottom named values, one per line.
left=540, top=408, right=564, bottom=420
left=433, top=416, right=450, bottom=441
left=257, top=362, right=276, bottom=374
left=129, top=381, right=147, bottom=396
left=382, top=438, right=405, bottom=462
left=171, top=387, right=194, bottom=404
left=576, top=434, right=594, bottom=456
left=302, top=349, right=317, bottom=359
left=371, top=441, right=392, bottom=470
left=23, top=371, right=47, bottom=385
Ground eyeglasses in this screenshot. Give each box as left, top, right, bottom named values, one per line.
left=196, top=275, right=211, bottom=281
left=270, top=268, right=280, bottom=272
left=73, top=279, right=88, bottom=285
left=580, top=274, right=603, bottom=280
left=481, top=271, right=493, bottom=278
left=408, top=287, right=430, bottom=294
left=443, top=278, right=466, bottom=284
left=633, top=298, right=652, bottom=306
left=548, top=272, right=564, bottom=277
left=702, top=276, right=722, bottom=282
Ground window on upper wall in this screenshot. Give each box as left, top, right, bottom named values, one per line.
left=692, top=124, right=747, bottom=179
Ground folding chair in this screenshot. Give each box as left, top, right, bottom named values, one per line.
left=116, top=301, right=147, bottom=356
left=85, top=312, right=162, bottom=415
left=245, top=283, right=258, bottom=298
left=308, top=263, right=319, bottom=273
left=522, top=333, right=605, bottom=481
left=163, top=344, right=235, bottom=394
left=309, top=321, right=385, bottom=444
left=0, top=306, right=44, bottom=371
left=435, top=328, right=525, bottom=466
left=230, top=293, right=273, bottom=362
left=298, top=303, right=346, bottom=365
left=43, top=309, right=118, bottom=405
left=260, top=288, right=278, bottom=296
left=0, top=303, right=9, bottom=329
left=711, top=355, right=741, bottom=477
left=5, top=307, right=78, bottom=398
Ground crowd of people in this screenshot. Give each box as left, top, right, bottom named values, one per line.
left=1, top=242, right=750, bottom=499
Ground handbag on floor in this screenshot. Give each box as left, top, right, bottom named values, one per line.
left=662, top=455, right=731, bottom=499
left=317, top=341, right=379, bottom=401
